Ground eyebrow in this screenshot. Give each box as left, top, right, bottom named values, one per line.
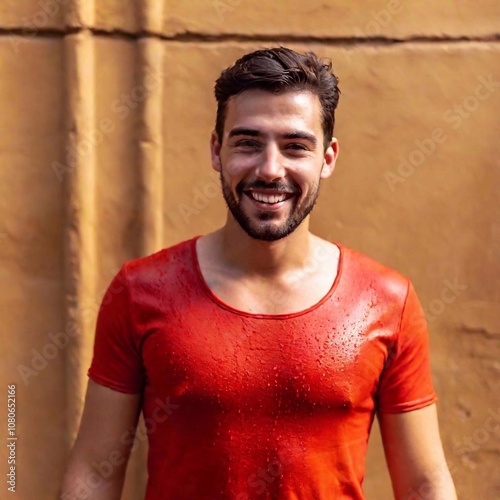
left=228, top=127, right=260, bottom=139
left=228, top=127, right=318, bottom=147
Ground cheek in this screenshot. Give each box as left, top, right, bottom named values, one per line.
left=289, top=167, right=318, bottom=189
left=224, top=156, right=258, bottom=178
left=223, top=159, right=255, bottom=183
left=220, top=166, right=243, bottom=193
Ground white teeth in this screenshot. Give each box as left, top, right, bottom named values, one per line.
left=251, top=192, right=287, bottom=204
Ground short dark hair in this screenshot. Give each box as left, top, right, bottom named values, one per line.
left=214, top=47, right=340, bottom=149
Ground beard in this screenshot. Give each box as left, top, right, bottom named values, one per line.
left=219, top=165, right=321, bottom=241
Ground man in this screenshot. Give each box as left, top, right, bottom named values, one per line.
left=62, top=47, right=456, bottom=499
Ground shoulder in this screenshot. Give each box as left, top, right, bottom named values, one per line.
left=122, top=236, right=199, bottom=286
left=337, top=243, right=410, bottom=303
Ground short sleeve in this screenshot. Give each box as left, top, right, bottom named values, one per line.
left=377, top=281, right=437, bottom=413
left=87, top=266, right=145, bottom=393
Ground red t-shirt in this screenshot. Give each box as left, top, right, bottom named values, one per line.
left=88, top=236, right=437, bottom=499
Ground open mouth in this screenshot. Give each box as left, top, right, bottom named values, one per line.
left=244, top=190, right=296, bottom=206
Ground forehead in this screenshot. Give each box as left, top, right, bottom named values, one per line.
left=224, top=89, right=323, bottom=135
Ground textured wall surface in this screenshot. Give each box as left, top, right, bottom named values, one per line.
left=0, top=1, right=498, bottom=499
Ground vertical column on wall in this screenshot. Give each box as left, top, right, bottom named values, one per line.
left=63, top=0, right=97, bottom=443
left=117, top=3, right=166, bottom=497
left=140, top=0, right=165, bottom=35
left=138, top=0, right=165, bottom=255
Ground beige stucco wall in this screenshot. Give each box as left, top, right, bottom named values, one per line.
left=0, top=1, right=498, bottom=499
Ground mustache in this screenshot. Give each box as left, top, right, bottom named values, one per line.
left=236, top=179, right=301, bottom=195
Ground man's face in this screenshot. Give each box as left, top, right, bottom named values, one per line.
left=211, top=89, right=338, bottom=241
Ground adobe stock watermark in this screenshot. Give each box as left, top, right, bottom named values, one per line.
left=407, top=406, right=500, bottom=498
left=340, top=0, right=405, bottom=64
left=233, top=441, right=307, bottom=500
left=353, top=0, right=404, bottom=37
left=52, top=59, right=169, bottom=182
left=17, top=321, right=82, bottom=385
left=235, top=458, right=285, bottom=499
left=60, top=395, right=179, bottom=499
left=424, top=277, right=467, bottom=323
left=212, top=0, right=244, bottom=20
left=405, top=461, right=457, bottom=500
left=16, top=270, right=125, bottom=385
left=267, top=242, right=338, bottom=309
left=9, top=0, right=70, bottom=54
left=178, top=170, right=221, bottom=223
left=453, top=406, right=500, bottom=456
left=385, top=74, right=499, bottom=192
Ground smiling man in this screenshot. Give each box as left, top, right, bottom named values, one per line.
left=217, top=91, right=329, bottom=242
left=62, top=48, right=456, bottom=499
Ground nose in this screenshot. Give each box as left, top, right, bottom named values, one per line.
left=255, top=144, right=285, bottom=182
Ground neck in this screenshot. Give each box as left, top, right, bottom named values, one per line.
left=213, top=213, right=315, bottom=278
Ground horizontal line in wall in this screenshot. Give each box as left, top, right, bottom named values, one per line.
left=0, top=27, right=499, bottom=45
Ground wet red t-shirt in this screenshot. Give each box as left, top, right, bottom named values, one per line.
left=88, top=236, right=437, bottom=499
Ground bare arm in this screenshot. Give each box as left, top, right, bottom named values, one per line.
left=378, top=403, right=457, bottom=500
left=61, top=380, right=142, bottom=499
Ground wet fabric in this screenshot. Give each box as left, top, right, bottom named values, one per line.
left=88, top=236, right=437, bottom=499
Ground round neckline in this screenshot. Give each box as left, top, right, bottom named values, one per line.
left=190, top=235, right=344, bottom=320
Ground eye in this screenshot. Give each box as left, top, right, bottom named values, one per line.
left=285, top=143, right=308, bottom=151
left=235, top=139, right=261, bottom=149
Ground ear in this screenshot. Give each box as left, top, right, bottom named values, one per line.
left=210, top=131, right=222, bottom=172
left=320, top=137, right=339, bottom=179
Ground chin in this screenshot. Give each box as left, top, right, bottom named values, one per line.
left=245, top=228, right=293, bottom=242
left=237, top=215, right=302, bottom=242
